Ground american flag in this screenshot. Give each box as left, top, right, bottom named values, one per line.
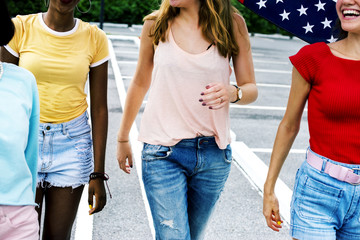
left=238, top=0, right=339, bottom=43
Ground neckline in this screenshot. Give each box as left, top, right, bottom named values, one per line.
left=323, top=42, right=360, bottom=63
left=169, top=28, right=214, bottom=56
left=38, top=13, right=79, bottom=37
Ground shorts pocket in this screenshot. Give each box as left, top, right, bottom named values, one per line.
left=141, top=143, right=172, bottom=161
left=66, top=122, right=91, bottom=140
left=296, top=175, right=343, bottom=222
left=223, top=144, right=232, bottom=163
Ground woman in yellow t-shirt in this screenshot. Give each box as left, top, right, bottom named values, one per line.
left=1, top=0, right=110, bottom=239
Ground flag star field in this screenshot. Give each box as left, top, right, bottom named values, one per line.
left=239, top=0, right=339, bottom=43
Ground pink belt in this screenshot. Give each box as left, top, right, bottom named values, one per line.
left=306, top=150, right=360, bottom=185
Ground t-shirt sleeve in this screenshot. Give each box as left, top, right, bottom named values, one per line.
left=289, top=43, right=324, bottom=84
left=90, top=26, right=110, bottom=68
left=5, top=16, right=24, bottom=58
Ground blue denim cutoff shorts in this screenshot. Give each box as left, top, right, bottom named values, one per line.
left=141, top=137, right=232, bottom=240
left=37, top=112, right=93, bottom=189
left=290, top=148, right=360, bottom=240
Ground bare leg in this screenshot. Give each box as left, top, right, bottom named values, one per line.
left=35, top=186, right=45, bottom=236
left=41, top=185, right=84, bottom=240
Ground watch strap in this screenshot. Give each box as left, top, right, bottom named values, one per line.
left=230, top=85, right=242, bottom=103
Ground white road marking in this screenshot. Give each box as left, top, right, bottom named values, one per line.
left=231, top=142, right=293, bottom=225
left=117, top=60, right=137, bottom=65
left=255, top=68, right=291, bottom=74
left=114, top=50, right=139, bottom=55
left=108, top=39, right=156, bottom=239
left=74, top=185, right=93, bottom=240
left=74, top=35, right=154, bottom=240
left=230, top=105, right=288, bottom=111
left=250, top=148, right=306, bottom=154
left=253, top=59, right=289, bottom=65
left=256, top=83, right=290, bottom=88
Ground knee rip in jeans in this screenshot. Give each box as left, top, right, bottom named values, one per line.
left=160, top=219, right=174, bottom=229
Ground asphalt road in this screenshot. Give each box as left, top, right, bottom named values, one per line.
left=72, top=23, right=310, bottom=240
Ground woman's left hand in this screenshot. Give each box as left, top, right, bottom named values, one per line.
left=199, top=82, right=231, bottom=110
left=88, top=179, right=107, bottom=215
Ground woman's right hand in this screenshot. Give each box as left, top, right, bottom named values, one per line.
left=263, top=191, right=283, bottom=232
left=117, top=141, right=133, bottom=174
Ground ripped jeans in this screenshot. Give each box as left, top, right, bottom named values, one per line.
left=142, top=137, right=232, bottom=240
left=37, top=112, right=93, bottom=188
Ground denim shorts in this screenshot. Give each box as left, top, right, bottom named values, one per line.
left=141, top=137, right=232, bottom=240
left=290, top=149, right=360, bottom=240
left=37, top=112, right=93, bottom=189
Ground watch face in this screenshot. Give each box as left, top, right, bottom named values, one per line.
left=238, top=87, right=242, bottom=100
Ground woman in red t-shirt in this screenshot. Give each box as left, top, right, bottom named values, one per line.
left=263, top=1, right=360, bottom=239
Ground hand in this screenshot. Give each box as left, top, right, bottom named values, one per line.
left=117, top=141, right=133, bottom=174
left=88, top=179, right=107, bottom=215
left=263, top=192, right=283, bottom=231
left=199, top=82, right=230, bottom=110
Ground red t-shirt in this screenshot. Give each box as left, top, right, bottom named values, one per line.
left=290, top=42, right=360, bottom=164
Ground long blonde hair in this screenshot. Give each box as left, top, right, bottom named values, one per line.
left=144, top=0, right=240, bottom=58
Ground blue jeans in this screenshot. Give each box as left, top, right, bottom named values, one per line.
left=141, top=137, right=232, bottom=240
left=290, top=149, right=360, bottom=240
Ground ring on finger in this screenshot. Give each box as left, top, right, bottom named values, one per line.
left=219, top=97, right=224, bottom=104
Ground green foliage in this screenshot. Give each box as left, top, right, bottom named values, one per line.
left=6, top=0, right=47, bottom=17
left=75, top=0, right=161, bottom=25
left=5, top=0, right=290, bottom=35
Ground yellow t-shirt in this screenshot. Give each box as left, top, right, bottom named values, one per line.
left=6, top=13, right=109, bottom=123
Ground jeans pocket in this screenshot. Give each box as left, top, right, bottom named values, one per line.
left=297, top=175, right=343, bottom=222
left=223, top=144, right=232, bottom=163
left=142, top=143, right=172, bottom=161
left=66, top=122, right=91, bottom=140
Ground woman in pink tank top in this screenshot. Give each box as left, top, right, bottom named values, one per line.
left=117, top=0, right=257, bottom=239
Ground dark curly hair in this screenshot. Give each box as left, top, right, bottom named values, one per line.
left=0, top=0, right=15, bottom=46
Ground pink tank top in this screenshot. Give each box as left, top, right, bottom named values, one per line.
left=138, top=29, right=232, bottom=149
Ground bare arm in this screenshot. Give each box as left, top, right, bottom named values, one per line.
left=116, top=20, right=155, bottom=174
left=263, top=67, right=310, bottom=231
left=88, top=61, right=108, bottom=214
left=1, top=46, right=19, bottom=65
left=231, top=13, right=257, bottom=105
left=200, top=14, right=257, bottom=109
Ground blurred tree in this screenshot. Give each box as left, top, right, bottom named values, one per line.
left=6, top=0, right=46, bottom=17
left=5, top=0, right=290, bottom=35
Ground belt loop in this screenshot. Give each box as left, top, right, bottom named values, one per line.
left=321, top=158, right=327, bottom=173
left=62, top=123, right=67, bottom=135
left=305, top=147, right=310, bottom=161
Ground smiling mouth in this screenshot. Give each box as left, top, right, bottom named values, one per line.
left=342, top=9, right=360, bottom=18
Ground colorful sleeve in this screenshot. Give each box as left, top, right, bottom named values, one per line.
left=24, top=74, right=40, bottom=197
left=90, top=27, right=110, bottom=68
left=289, top=43, right=324, bottom=84
left=4, top=16, right=24, bottom=58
